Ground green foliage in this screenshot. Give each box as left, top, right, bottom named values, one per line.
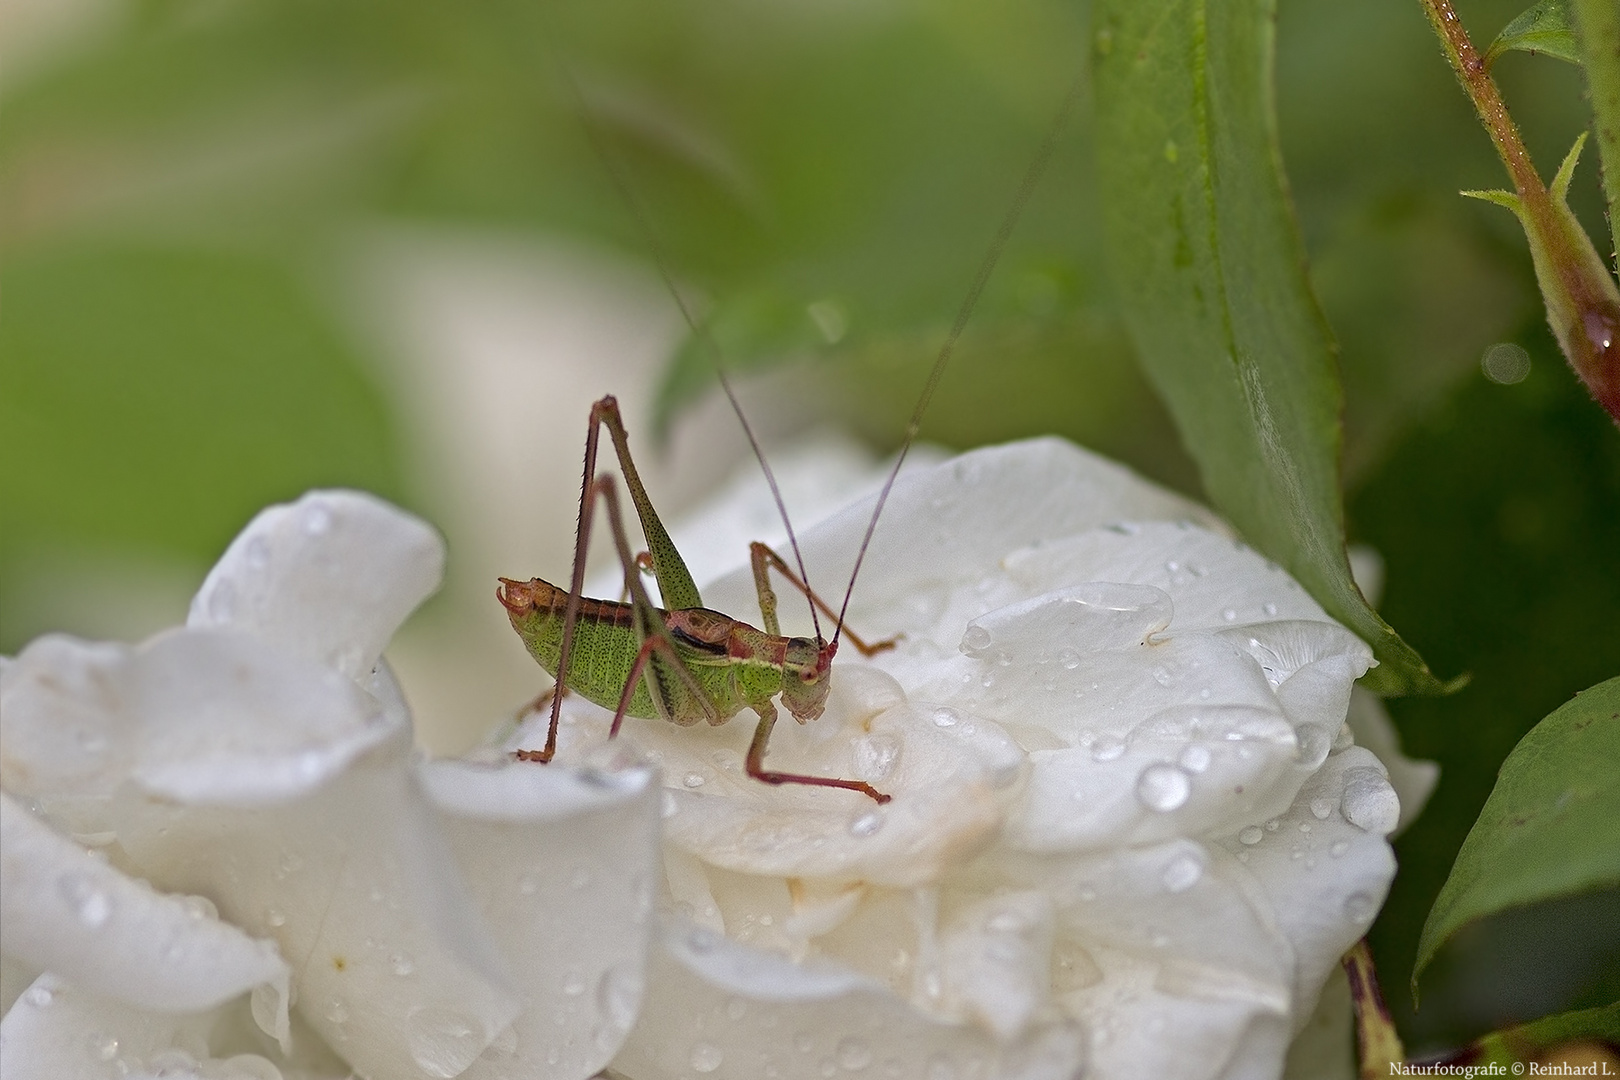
left=1487, top=0, right=1580, bottom=66
left=1090, top=0, right=1450, bottom=696
left=1414, top=677, right=1620, bottom=994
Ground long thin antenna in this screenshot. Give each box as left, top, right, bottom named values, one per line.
left=559, top=65, right=824, bottom=642
left=830, top=72, right=1085, bottom=647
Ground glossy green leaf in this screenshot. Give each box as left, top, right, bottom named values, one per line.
left=1486, top=0, right=1580, bottom=67
left=1090, top=0, right=1450, bottom=695
left=1471, top=1001, right=1620, bottom=1064
left=1414, top=677, right=1620, bottom=994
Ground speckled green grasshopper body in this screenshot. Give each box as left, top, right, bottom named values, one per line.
left=500, top=395, right=895, bottom=803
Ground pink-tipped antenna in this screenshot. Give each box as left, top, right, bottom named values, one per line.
left=828, top=74, right=1083, bottom=651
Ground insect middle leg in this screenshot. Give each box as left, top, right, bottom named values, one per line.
left=749, top=542, right=899, bottom=656
left=746, top=706, right=890, bottom=804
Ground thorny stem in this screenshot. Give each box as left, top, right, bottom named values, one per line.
left=1419, top=0, right=1620, bottom=423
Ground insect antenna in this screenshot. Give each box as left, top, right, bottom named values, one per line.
left=559, top=64, right=823, bottom=640
left=828, top=73, right=1084, bottom=650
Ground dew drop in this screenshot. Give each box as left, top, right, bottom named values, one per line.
left=849, top=811, right=884, bottom=838
left=23, top=985, right=52, bottom=1007
left=852, top=734, right=901, bottom=781
left=390, top=952, right=416, bottom=976
left=87, top=1033, right=119, bottom=1062
left=563, top=970, right=587, bottom=996
left=1310, top=797, right=1334, bottom=820
left=266, top=906, right=287, bottom=927
left=1058, top=648, right=1081, bottom=670
left=1221, top=608, right=1238, bottom=622
left=302, top=506, right=333, bottom=536
left=1331, top=840, right=1349, bottom=857
left=1238, top=825, right=1263, bottom=846
left=961, top=624, right=993, bottom=654
left=690, top=1041, right=725, bottom=1072
left=325, top=999, right=350, bottom=1024
left=58, top=873, right=112, bottom=928
left=684, top=773, right=706, bottom=788
left=932, top=707, right=960, bottom=728
left=1344, top=892, right=1376, bottom=922
left=1161, top=853, right=1204, bottom=893
left=837, top=1037, right=873, bottom=1071
left=1090, top=734, right=1125, bottom=762
left=597, top=966, right=640, bottom=1030
left=1178, top=744, right=1211, bottom=773
left=661, top=791, right=679, bottom=819
left=406, top=1006, right=486, bottom=1079
left=1136, top=763, right=1191, bottom=812
left=1266, top=819, right=1280, bottom=831
left=1341, top=771, right=1400, bottom=835
left=1262, top=602, right=1279, bottom=617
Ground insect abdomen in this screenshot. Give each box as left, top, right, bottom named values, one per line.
left=497, top=578, right=659, bottom=718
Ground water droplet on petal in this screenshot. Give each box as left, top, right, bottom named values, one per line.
left=837, top=1037, right=872, bottom=1071
left=86, top=1033, right=119, bottom=1061
left=303, top=506, right=333, bottom=536
left=597, top=966, right=640, bottom=1030
left=1137, top=763, right=1191, bottom=812
left=932, top=707, right=960, bottom=728
left=961, top=624, right=993, bottom=655
left=1331, top=840, right=1349, bottom=857
left=852, top=734, right=901, bottom=781
left=661, top=791, right=679, bottom=819
left=684, top=773, right=706, bottom=788
left=58, top=873, right=112, bottom=928
left=1310, top=797, right=1334, bottom=820
left=325, top=999, right=349, bottom=1024
left=1344, top=892, right=1376, bottom=922
left=266, top=906, right=287, bottom=927
left=1090, top=734, right=1125, bottom=762
left=1238, top=825, right=1263, bottom=845
left=23, top=985, right=52, bottom=1007
left=1222, top=608, right=1238, bottom=622
left=406, top=1006, right=486, bottom=1079
left=1178, top=744, right=1211, bottom=773
left=563, top=970, right=587, bottom=996
left=1262, top=602, right=1279, bottom=617
left=1162, top=853, right=1204, bottom=893
left=1341, top=769, right=1400, bottom=834
left=849, top=811, right=884, bottom=838
left=690, top=1042, right=724, bottom=1072
left=1058, top=648, right=1081, bottom=670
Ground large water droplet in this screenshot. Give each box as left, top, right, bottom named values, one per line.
left=1238, top=825, right=1263, bottom=845
left=690, top=1041, right=725, bottom=1072
left=1161, top=852, right=1204, bottom=893
left=406, top=1006, right=487, bottom=1079
left=58, top=873, right=112, bottom=928
left=1341, top=769, right=1399, bottom=834
left=597, top=966, right=640, bottom=1030
left=837, top=1037, right=872, bottom=1071
left=1136, top=763, right=1191, bottom=812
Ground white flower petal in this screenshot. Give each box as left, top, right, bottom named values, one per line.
left=0, top=635, right=138, bottom=807
left=113, top=741, right=523, bottom=1080
left=1214, top=747, right=1397, bottom=1012
left=418, top=755, right=661, bottom=1080
left=613, top=918, right=1088, bottom=1080
left=0, top=792, right=288, bottom=1013
left=0, top=973, right=222, bottom=1080
left=189, top=490, right=444, bottom=681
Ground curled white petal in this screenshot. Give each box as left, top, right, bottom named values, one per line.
left=419, top=755, right=661, bottom=1080
left=612, top=919, right=1087, bottom=1080
left=189, top=490, right=444, bottom=681
left=0, top=793, right=288, bottom=1014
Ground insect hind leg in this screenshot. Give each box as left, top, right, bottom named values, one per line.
left=746, top=705, right=890, bottom=804
left=749, top=542, right=899, bottom=656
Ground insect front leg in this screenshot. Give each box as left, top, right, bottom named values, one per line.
left=749, top=542, right=900, bottom=656
left=745, top=704, right=890, bottom=804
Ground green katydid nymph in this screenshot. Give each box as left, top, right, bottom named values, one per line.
left=499, top=66, right=1080, bottom=804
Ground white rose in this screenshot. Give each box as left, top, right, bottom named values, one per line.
left=519, top=437, right=1433, bottom=1080
left=1, top=491, right=661, bottom=1080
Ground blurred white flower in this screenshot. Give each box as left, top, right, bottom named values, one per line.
left=0, top=491, right=661, bottom=1080
left=519, top=437, right=1434, bottom=1080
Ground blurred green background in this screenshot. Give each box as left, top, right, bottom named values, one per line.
left=2, top=0, right=1616, bottom=1054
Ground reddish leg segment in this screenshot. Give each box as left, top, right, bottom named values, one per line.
left=750, top=542, right=899, bottom=656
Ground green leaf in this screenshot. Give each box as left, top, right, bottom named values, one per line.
left=1090, top=0, right=1452, bottom=695
left=1486, top=0, right=1581, bottom=67
left=1471, top=1001, right=1620, bottom=1064
left=1413, top=677, right=1620, bottom=994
